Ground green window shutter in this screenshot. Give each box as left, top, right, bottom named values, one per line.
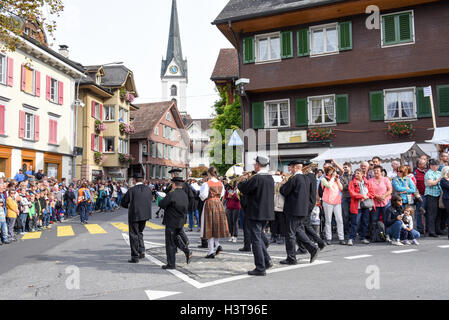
left=281, top=31, right=293, bottom=59
left=296, top=98, right=308, bottom=126
left=336, top=94, right=349, bottom=124
left=398, top=12, right=413, bottom=42
left=437, top=85, right=449, bottom=116
left=252, top=102, right=264, bottom=129
left=370, top=91, right=384, bottom=121
left=416, top=87, right=432, bottom=118
left=297, top=29, right=309, bottom=57
left=243, top=37, right=255, bottom=64
left=383, top=15, right=397, bottom=45
left=338, top=21, right=352, bottom=51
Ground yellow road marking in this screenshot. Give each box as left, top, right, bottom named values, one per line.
left=85, top=224, right=107, bottom=234
left=22, top=232, right=42, bottom=240
left=57, top=226, right=75, bottom=237
left=146, top=222, right=165, bottom=230
left=111, top=222, right=129, bottom=232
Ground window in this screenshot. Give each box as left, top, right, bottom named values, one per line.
left=103, top=137, right=115, bottom=152
left=166, top=112, right=172, bottom=121
left=157, top=143, right=163, bottom=158
left=96, top=74, right=101, bottom=85
left=308, top=95, right=336, bottom=125
left=119, top=107, right=128, bottom=123
left=0, top=54, right=6, bottom=85
left=25, top=113, right=35, bottom=140
left=94, top=102, right=101, bottom=120
left=49, top=119, right=58, bottom=144
left=381, top=11, right=414, bottom=47
left=103, top=105, right=115, bottom=121
left=50, top=78, right=59, bottom=103
left=384, top=88, right=416, bottom=120
left=154, top=126, right=159, bottom=136
left=256, top=32, right=281, bottom=63
left=264, top=100, right=290, bottom=128
left=93, top=135, right=100, bottom=151
left=142, top=144, right=147, bottom=154
left=171, top=85, right=177, bottom=96
left=118, top=138, right=128, bottom=154
left=310, top=23, right=338, bottom=56
left=23, top=67, right=36, bottom=95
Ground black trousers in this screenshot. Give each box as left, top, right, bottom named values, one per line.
left=129, top=220, right=146, bottom=258
left=425, top=195, right=439, bottom=235
left=226, top=208, right=240, bottom=237
left=242, top=209, right=252, bottom=250
left=285, top=215, right=317, bottom=262
left=165, top=226, right=189, bottom=267
left=247, top=219, right=271, bottom=272
left=304, top=215, right=325, bottom=248
left=272, top=211, right=286, bottom=237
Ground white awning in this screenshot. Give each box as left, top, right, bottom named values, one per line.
left=425, top=127, right=449, bottom=145
left=311, top=142, right=427, bottom=167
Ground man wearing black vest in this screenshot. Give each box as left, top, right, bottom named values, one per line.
left=121, top=173, right=152, bottom=263
left=237, top=156, right=275, bottom=276
left=280, top=160, right=319, bottom=265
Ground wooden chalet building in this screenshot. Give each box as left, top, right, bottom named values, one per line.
left=213, top=0, right=449, bottom=171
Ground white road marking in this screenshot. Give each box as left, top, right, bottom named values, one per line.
left=344, top=255, right=372, bottom=260
left=391, top=249, right=418, bottom=254
left=145, top=290, right=181, bottom=300
left=438, top=245, right=449, bottom=248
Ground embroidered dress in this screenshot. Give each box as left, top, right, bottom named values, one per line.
left=200, top=180, right=230, bottom=239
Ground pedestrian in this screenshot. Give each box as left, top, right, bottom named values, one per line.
left=6, top=188, right=19, bottom=241
left=224, top=182, right=240, bottom=243
left=388, top=160, right=401, bottom=179
left=424, top=159, right=442, bottom=237
left=121, top=173, right=153, bottom=263
left=370, top=165, right=393, bottom=224
left=272, top=172, right=286, bottom=245
left=77, top=183, right=90, bottom=224
left=439, top=166, right=449, bottom=240
left=14, top=169, right=26, bottom=183
left=384, top=194, right=405, bottom=246
left=28, top=194, right=37, bottom=232
left=340, top=162, right=353, bottom=241
left=0, top=198, right=9, bottom=244
left=392, top=166, right=416, bottom=206
left=158, top=177, right=193, bottom=269
left=413, top=159, right=428, bottom=233
left=400, top=205, right=420, bottom=245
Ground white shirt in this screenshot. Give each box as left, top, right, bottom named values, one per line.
left=199, top=178, right=225, bottom=201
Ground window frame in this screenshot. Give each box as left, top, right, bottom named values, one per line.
left=23, top=67, right=36, bottom=96
left=255, top=31, right=282, bottom=64
left=24, top=113, right=35, bottom=140
left=166, top=112, right=172, bottom=121
left=383, top=86, right=417, bottom=122
left=49, top=77, right=59, bottom=104
left=0, top=54, right=6, bottom=85
left=307, top=94, right=337, bottom=126
left=263, top=99, right=291, bottom=129
left=154, top=126, right=159, bottom=136
left=380, top=10, right=415, bottom=48
left=309, top=22, right=339, bottom=57
left=103, top=105, right=115, bottom=122
left=119, top=107, right=128, bottom=124
left=103, top=137, right=115, bottom=153
left=94, top=102, right=101, bottom=121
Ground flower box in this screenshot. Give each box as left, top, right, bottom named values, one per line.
left=388, top=122, right=413, bottom=137
left=119, top=153, right=134, bottom=164
left=94, top=152, right=105, bottom=165
left=307, top=127, right=336, bottom=141
left=119, top=123, right=135, bottom=135
left=95, top=120, right=107, bottom=133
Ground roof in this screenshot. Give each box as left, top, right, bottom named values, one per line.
left=211, top=48, right=239, bottom=81
left=100, top=65, right=133, bottom=87
left=185, top=118, right=212, bottom=132
left=213, top=0, right=345, bottom=24
left=426, top=127, right=449, bottom=145
left=131, top=101, right=175, bottom=140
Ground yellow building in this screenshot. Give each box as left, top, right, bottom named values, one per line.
left=75, top=65, right=138, bottom=181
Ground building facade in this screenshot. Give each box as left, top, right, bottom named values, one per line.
left=130, top=101, right=189, bottom=183
left=185, top=119, right=212, bottom=168
left=213, top=0, right=449, bottom=171
left=0, top=36, right=84, bottom=180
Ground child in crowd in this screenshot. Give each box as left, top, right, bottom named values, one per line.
left=401, top=205, right=419, bottom=245
left=28, top=194, right=37, bottom=232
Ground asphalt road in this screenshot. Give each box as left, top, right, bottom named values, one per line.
left=0, top=204, right=448, bottom=300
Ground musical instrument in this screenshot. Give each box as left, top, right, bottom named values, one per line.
left=228, top=171, right=253, bottom=184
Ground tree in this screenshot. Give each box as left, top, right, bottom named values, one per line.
left=0, top=0, right=64, bottom=52
left=210, top=84, right=242, bottom=176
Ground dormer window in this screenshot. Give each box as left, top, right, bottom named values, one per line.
left=96, top=74, right=101, bottom=85
left=166, top=112, right=172, bottom=121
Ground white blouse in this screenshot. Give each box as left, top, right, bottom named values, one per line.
left=199, top=178, right=225, bottom=201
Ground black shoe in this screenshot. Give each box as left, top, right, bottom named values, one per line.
left=296, top=248, right=307, bottom=255
left=238, top=247, right=251, bottom=252
left=139, top=253, right=145, bottom=259
left=265, top=260, right=273, bottom=269
left=310, top=248, right=319, bottom=264
left=197, top=244, right=208, bottom=248
left=270, top=238, right=277, bottom=244
left=280, top=259, right=297, bottom=265
left=325, top=240, right=332, bottom=245
left=429, top=233, right=439, bottom=238
left=205, top=254, right=215, bottom=259
left=339, top=240, right=347, bottom=245
left=318, top=242, right=326, bottom=251
left=3, top=241, right=9, bottom=245
left=128, top=258, right=139, bottom=263
left=215, top=246, right=223, bottom=255
left=248, top=269, right=266, bottom=276
left=162, top=265, right=175, bottom=270
left=185, top=250, right=193, bottom=264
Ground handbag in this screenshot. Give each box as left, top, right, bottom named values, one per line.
left=405, top=178, right=414, bottom=205
left=439, top=195, right=445, bottom=209
left=360, top=198, right=374, bottom=210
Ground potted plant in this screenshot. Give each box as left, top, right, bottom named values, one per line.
left=119, top=153, right=134, bottom=164
left=94, top=152, right=105, bottom=165
left=95, top=120, right=106, bottom=133
left=119, top=88, right=135, bottom=103
left=119, top=123, right=135, bottom=135
left=388, top=122, right=413, bottom=137
left=307, top=127, right=336, bottom=141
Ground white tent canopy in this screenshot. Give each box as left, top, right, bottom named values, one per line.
left=311, top=142, right=427, bottom=170
left=425, top=126, right=449, bottom=145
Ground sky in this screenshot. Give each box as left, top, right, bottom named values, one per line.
left=51, top=0, right=233, bottom=119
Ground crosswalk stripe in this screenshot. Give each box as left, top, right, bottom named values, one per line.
left=111, top=222, right=129, bottom=232
left=344, top=255, right=372, bottom=260
left=438, top=245, right=449, bottom=248
left=58, top=226, right=75, bottom=237
left=146, top=222, right=165, bottom=230
left=391, top=249, right=418, bottom=254
left=22, top=232, right=42, bottom=240
left=85, top=224, right=107, bottom=234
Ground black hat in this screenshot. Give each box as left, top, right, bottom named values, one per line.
left=288, top=160, right=301, bottom=166
left=255, top=155, right=269, bottom=166
left=429, top=159, right=439, bottom=166
left=301, top=160, right=312, bottom=166
left=172, top=177, right=184, bottom=183
left=133, top=172, right=144, bottom=179
left=168, top=168, right=182, bottom=174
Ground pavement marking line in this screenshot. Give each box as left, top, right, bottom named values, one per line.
left=438, top=245, right=449, bottom=248
left=57, top=226, right=75, bottom=237
left=22, top=232, right=42, bottom=240
left=344, top=255, right=372, bottom=260
left=145, top=290, right=181, bottom=300
left=391, top=249, right=418, bottom=254
left=111, top=222, right=129, bottom=232
left=146, top=222, right=165, bottom=230
left=121, top=233, right=332, bottom=290
left=85, top=224, right=107, bottom=234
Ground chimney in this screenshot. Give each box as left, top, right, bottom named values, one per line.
left=59, top=45, right=69, bottom=58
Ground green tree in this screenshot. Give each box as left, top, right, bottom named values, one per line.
left=0, top=0, right=64, bottom=52
left=210, top=85, right=242, bottom=176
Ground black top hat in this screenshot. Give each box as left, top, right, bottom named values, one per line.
left=172, top=177, right=184, bottom=183
left=168, top=168, right=182, bottom=174
left=288, top=160, right=301, bottom=166
left=133, top=172, right=144, bottom=179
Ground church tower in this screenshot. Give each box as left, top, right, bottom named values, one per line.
left=161, top=0, right=188, bottom=115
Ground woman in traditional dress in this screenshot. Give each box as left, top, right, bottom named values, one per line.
left=199, top=167, right=230, bottom=258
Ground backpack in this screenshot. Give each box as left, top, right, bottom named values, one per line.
left=318, top=177, right=328, bottom=199
left=83, top=189, right=91, bottom=202
left=369, top=221, right=386, bottom=242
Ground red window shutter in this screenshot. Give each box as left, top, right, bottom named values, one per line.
left=21, top=64, right=26, bottom=91
left=100, top=104, right=103, bottom=120
left=58, top=81, right=64, bottom=105
left=34, top=115, right=40, bottom=141
left=54, top=120, right=57, bottom=144
left=49, top=120, right=57, bottom=144
left=35, top=71, right=41, bottom=97
left=48, top=120, right=53, bottom=143
left=0, top=105, right=5, bottom=135
left=7, top=58, right=13, bottom=87
left=91, top=134, right=95, bottom=151
left=19, top=111, right=25, bottom=138
left=46, top=76, right=51, bottom=100
left=92, top=101, right=96, bottom=118
left=99, top=137, right=103, bottom=152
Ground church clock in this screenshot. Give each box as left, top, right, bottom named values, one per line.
left=169, top=66, right=178, bottom=74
